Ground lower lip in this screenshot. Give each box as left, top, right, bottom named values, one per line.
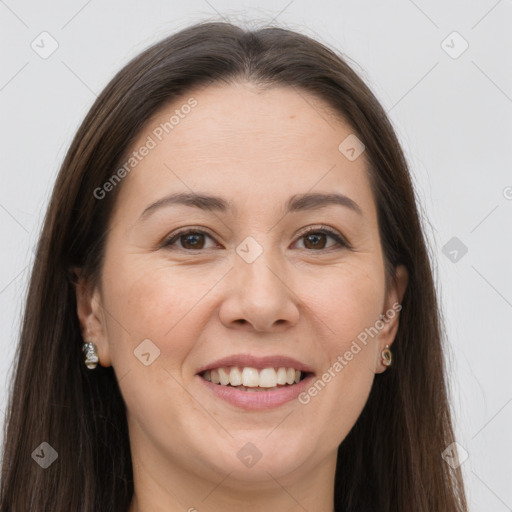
left=197, top=374, right=315, bottom=410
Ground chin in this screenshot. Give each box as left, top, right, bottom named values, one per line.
left=193, top=432, right=320, bottom=484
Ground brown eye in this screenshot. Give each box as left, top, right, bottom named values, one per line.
left=180, top=232, right=206, bottom=249
left=302, top=232, right=328, bottom=249
left=163, top=230, right=217, bottom=250
left=295, top=227, right=349, bottom=251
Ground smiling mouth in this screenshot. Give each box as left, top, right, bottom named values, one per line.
left=200, top=366, right=310, bottom=392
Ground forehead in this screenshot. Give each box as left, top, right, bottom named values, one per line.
left=112, top=82, right=376, bottom=223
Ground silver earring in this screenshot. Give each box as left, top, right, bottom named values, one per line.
left=381, top=344, right=392, bottom=367
left=82, top=342, right=99, bottom=370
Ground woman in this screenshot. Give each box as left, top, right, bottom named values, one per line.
left=0, top=21, right=468, bottom=511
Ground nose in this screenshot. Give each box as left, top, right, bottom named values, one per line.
left=218, top=247, right=300, bottom=333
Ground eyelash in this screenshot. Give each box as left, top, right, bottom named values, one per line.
left=161, top=225, right=351, bottom=252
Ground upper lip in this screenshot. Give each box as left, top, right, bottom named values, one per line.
left=196, top=354, right=315, bottom=375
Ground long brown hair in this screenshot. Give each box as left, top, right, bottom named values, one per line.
left=0, top=21, right=467, bottom=511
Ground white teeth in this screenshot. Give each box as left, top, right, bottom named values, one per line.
left=259, top=368, right=277, bottom=388
left=218, top=367, right=230, bottom=386
left=242, top=367, right=259, bottom=387
left=229, top=367, right=242, bottom=386
left=202, top=366, right=305, bottom=388
left=238, top=386, right=280, bottom=392
left=211, top=369, right=220, bottom=384
left=276, top=367, right=288, bottom=385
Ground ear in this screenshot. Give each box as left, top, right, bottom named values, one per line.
left=73, top=268, right=112, bottom=367
left=375, top=264, right=408, bottom=373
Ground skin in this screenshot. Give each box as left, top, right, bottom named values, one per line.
left=76, top=82, right=408, bottom=512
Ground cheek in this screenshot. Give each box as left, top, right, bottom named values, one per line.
left=100, top=259, right=212, bottom=429
left=301, top=258, right=385, bottom=349
left=101, top=256, right=227, bottom=368
left=295, top=261, right=383, bottom=439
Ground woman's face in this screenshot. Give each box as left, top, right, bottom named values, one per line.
left=78, top=83, right=407, bottom=496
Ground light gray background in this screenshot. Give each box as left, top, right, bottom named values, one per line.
left=1, top=1, right=511, bottom=510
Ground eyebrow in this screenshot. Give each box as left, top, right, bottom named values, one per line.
left=287, top=192, right=362, bottom=216
left=138, top=191, right=363, bottom=221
